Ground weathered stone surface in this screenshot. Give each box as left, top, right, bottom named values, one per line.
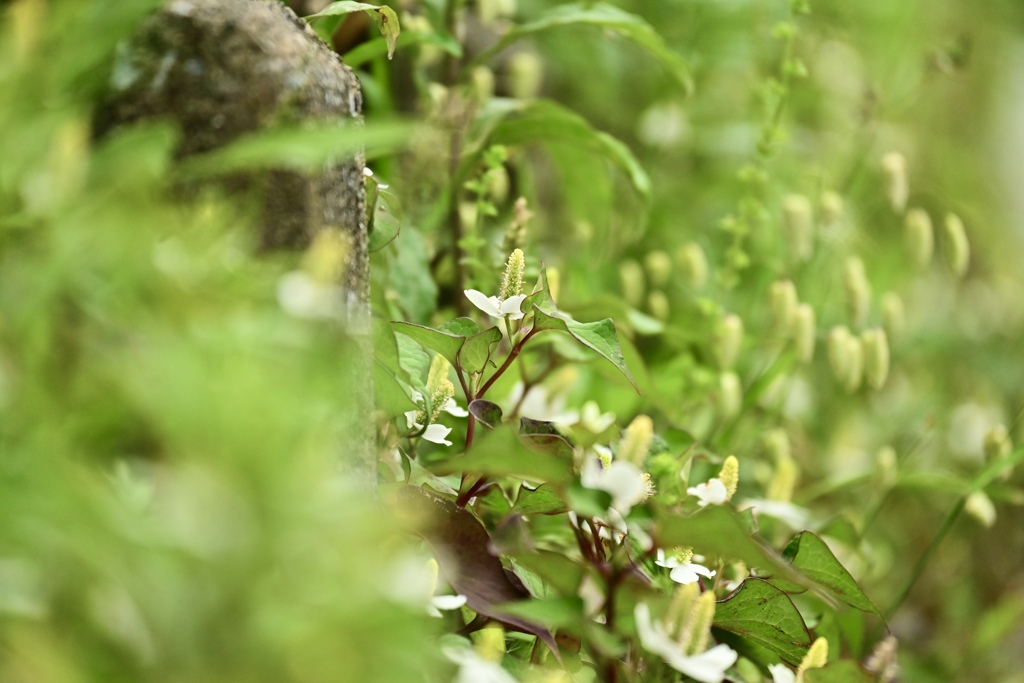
left=96, top=0, right=375, bottom=485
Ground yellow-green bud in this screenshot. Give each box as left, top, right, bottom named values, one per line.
left=644, top=250, right=673, bottom=288
left=678, top=590, right=717, bottom=656
left=427, top=354, right=451, bottom=393
left=942, top=212, right=970, bottom=279
left=665, top=582, right=700, bottom=637
left=827, top=326, right=852, bottom=384
left=648, top=290, right=670, bottom=321
left=714, top=314, right=744, bottom=369
left=843, top=334, right=864, bottom=392
left=619, top=414, right=654, bottom=467
left=796, top=637, right=829, bottom=682
left=641, top=472, right=657, bottom=502
left=983, top=424, right=1012, bottom=461
left=904, top=208, right=934, bottom=269
left=782, top=193, right=814, bottom=262
left=502, top=197, right=531, bottom=253
left=475, top=625, right=506, bottom=662
left=477, top=0, right=517, bottom=23
left=767, top=455, right=798, bottom=503
left=499, top=248, right=525, bottom=301
left=793, top=303, right=816, bottom=363
left=844, top=256, right=870, bottom=328
left=676, top=242, right=708, bottom=289
left=719, top=371, right=742, bottom=420
left=964, top=490, right=996, bottom=528
left=485, top=166, right=510, bottom=204
left=881, top=152, right=908, bottom=213
left=719, top=455, right=739, bottom=501
left=508, top=51, right=544, bottom=100
left=458, top=200, right=478, bottom=231
left=820, top=191, right=845, bottom=225
left=619, top=259, right=646, bottom=308
left=881, top=292, right=905, bottom=341
left=861, top=328, right=890, bottom=390
left=470, top=66, right=496, bottom=102
left=763, top=428, right=791, bottom=462
left=770, top=280, right=798, bottom=335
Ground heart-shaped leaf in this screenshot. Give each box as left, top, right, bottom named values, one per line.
left=468, top=399, right=503, bottom=429
left=530, top=306, right=638, bottom=392
left=512, top=484, right=568, bottom=516
left=460, top=326, right=502, bottom=374
left=308, top=2, right=402, bottom=59
left=714, top=578, right=812, bottom=666
left=393, top=321, right=466, bottom=368
left=519, top=417, right=575, bottom=459
left=781, top=532, right=883, bottom=617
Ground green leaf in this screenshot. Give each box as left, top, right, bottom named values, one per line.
left=394, top=332, right=429, bottom=394
left=519, top=417, right=576, bottom=459
left=374, top=360, right=416, bottom=418
left=512, top=484, right=568, bottom=516
left=472, top=3, right=691, bottom=92
left=468, top=399, right=503, bottom=429
left=655, top=506, right=802, bottom=583
left=781, top=532, right=882, bottom=617
left=497, top=596, right=584, bottom=630
left=435, top=425, right=573, bottom=483
left=460, top=326, right=502, bottom=374
left=530, top=305, right=638, bottom=392
left=803, top=661, right=878, bottom=683
left=308, top=2, right=401, bottom=59
left=343, top=28, right=461, bottom=67
left=390, top=226, right=437, bottom=324
left=178, top=121, right=410, bottom=176
left=373, top=318, right=404, bottom=377
left=368, top=186, right=402, bottom=252
left=714, top=578, right=812, bottom=666
left=392, top=321, right=466, bottom=367
left=507, top=551, right=584, bottom=596
left=484, top=99, right=651, bottom=200
left=438, top=317, right=481, bottom=337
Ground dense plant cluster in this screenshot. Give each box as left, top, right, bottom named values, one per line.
left=2, top=1, right=1023, bottom=682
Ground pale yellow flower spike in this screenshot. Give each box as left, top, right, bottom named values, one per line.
left=499, top=248, right=525, bottom=302
left=620, top=415, right=654, bottom=467
left=678, top=590, right=717, bottom=656
left=718, top=456, right=739, bottom=501
left=426, top=354, right=451, bottom=393
left=795, top=637, right=829, bottom=682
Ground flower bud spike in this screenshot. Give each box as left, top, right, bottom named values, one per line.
left=881, top=292, right=905, bottom=341
left=714, top=314, right=744, bottom=369
left=665, top=582, right=700, bottom=637
left=943, top=212, right=970, bottom=279
left=499, top=248, right=525, bottom=302
left=770, top=280, right=798, bottom=336
left=820, top=191, right=845, bottom=225
left=644, top=250, right=673, bottom=288
left=718, top=456, right=739, bottom=501
left=796, top=637, right=829, bottom=681
left=619, top=415, right=654, bottom=467
left=428, top=380, right=455, bottom=424
left=843, top=334, right=864, bottom=392
left=881, top=152, right=909, bottom=213
left=676, top=242, right=708, bottom=289
left=861, top=328, right=890, bottom=390
left=904, top=208, right=934, bottom=269
left=983, top=424, right=1012, bottom=462
left=620, top=259, right=646, bottom=308
left=648, top=290, right=670, bottom=321
left=864, top=635, right=900, bottom=683
left=827, top=326, right=853, bottom=384
left=718, top=371, right=742, bottom=421
left=793, top=303, right=816, bottom=363
left=783, top=194, right=814, bottom=262
left=844, top=256, right=870, bottom=328
left=678, top=590, right=717, bottom=656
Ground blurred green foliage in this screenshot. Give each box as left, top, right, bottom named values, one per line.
left=3, top=0, right=1024, bottom=682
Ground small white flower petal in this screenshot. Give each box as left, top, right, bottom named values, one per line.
left=405, top=410, right=420, bottom=429
left=769, top=663, right=797, bottom=683
left=603, top=460, right=647, bottom=511
left=422, top=423, right=453, bottom=446
left=465, top=289, right=503, bottom=317
left=443, top=398, right=469, bottom=417
left=499, top=294, right=527, bottom=320
left=688, top=478, right=729, bottom=506
left=669, top=562, right=716, bottom=585
left=432, top=594, right=468, bottom=611
left=634, top=604, right=737, bottom=683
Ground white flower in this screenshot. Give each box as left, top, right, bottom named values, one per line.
left=739, top=499, right=812, bottom=529
left=405, top=410, right=453, bottom=446
left=581, top=455, right=647, bottom=514
left=442, top=397, right=469, bottom=417
left=577, top=400, right=617, bottom=432
left=656, top=549, right=716, bottom=586
left=769, top=663, right=797, bottom=683
left=428, top=593, right=468, bottom=617
left=687, top=478, right=729, bottom=507
left=443, top=643, right=520, bottom=683
left=634, top=603, right=737, bottom=683
left=465, top=289, right=527, bottom=321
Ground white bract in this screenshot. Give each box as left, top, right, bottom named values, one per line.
left=687, top=478, right=729, bottom=507
left=634, top=604, right=738, bottom=683
left=465, top=289, right=527, bottom=321
left=656, top=549, right=716, bottom=586
left=769, top=663, right=797, bottom=683
left=581, top=455, right=647, bottom=514
left=442, top=643, right=520, bottom=683
left=428, top=594, right=468, bottom=617
left=405, top=411, right=453, bottom=446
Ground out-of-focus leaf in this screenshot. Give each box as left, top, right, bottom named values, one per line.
left=656, top=506, right=803, bottom=585
left=343, top=27, right=461, bottom=67
left=512, top=484, right=568, bottom=515
left=460, top=326, right=502, bottom=374
left=473, top=2, right=692, bottom=92
left=368, top=186, right=402, bottom=252
left=803, top=661, right=878, bottom=683
left=714, top=578, right=812, bottom=666
left=395, top=332, right=429, bottom=394
left=483, top=100, right=651, bottom=200
left=519, top=418, right=575, bottom=459
left=497, top=596, right=584, bottom=630
left=437, top=317, right=481, bottom=337
left=374, top=360, right=416, bottom=417
left=468, top=399, right=503, bottom=429
left=435, top=425, right=573, bottom=483
left=565, top=482, right=612, bottom=518
left=507, top=551, right=584, bottom=596
left=530, top=305, right=638, bottom=392
left=179, top=121, right=410, bottom=176
left=373, top=318, right=404, bottom=377
left=390, top=227, right=437, bottom=324
left=781, top=532, right=882, bottom=617
left=396, top=487, right=560, bottom=658
left=392, top=321, right=466, bottom=367
left=308, top=2, right=401, bottom=59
